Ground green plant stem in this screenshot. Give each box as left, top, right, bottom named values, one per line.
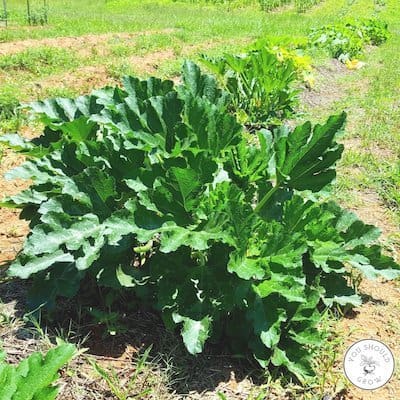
left=254, top=184, right=280, bottom=214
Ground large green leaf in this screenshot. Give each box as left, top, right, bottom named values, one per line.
left=8, top=251, right=74, bottom=280
left=274, top=113, right=346, bottom=191
left=172, top=314, right=212, bottom=355
left=247, top=298, right=287, bottom=349
left=271, top=346, right=314, bottom=381
left=0, top=344, right=75, bottom=400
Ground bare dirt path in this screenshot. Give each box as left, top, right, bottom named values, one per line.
left=0, top=127, right=33, bottom=265
left=302, top=59, right=400, bottom=400
left=339, top=279, right=400, bottom=400
left=33, top=48, right=178, bottom=96
left=0, top=29, right=177, bottom=57
left=30, top=37, right=250, bottom=97
left=337, top=190, right=400, bottom=400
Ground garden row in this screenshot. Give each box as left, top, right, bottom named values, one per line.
left=259, top=0, right=323, bottom=13
left=0, top=0, right=322, bottom=28
left=201, top=17, right=389, bottom=126
left=174, top=0, right=324, bottom=13
left=0, top=17, right=394, bottom=399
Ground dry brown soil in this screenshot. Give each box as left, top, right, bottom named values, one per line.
left=0, top=29, right=178, bottom=57
left=336, top=190, right=400, bottom=400
left=302, top=60, right=400, bottom=400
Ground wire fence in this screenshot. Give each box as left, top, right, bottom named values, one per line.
left=0, top=0, right=49, bottom=27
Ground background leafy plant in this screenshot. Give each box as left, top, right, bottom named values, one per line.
left=27, top=6, right=48, bottom=26
left=308, top=18, right=389, bottom=61
left=346, top=18, right=389, bottom=45
left=1, top=61, right=399, bottom=380
left=258, top=0, right=322, bottom=12
left=249, top=39, right=315, bottom=87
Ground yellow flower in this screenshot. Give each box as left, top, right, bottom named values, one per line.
left=345, top=59, right=366, bottom=70
left=303, top=73, right=315, bottom=89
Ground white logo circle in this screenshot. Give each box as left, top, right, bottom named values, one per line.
left=343, top=339, right=395, bottom=390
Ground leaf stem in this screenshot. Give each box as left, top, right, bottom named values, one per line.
left=254, top=184, right=279, bottom=214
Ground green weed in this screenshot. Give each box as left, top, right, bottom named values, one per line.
left=0, top=84, right=21, bottom=119
left=88, top=346, right=153, bottom=400
left=109, top=43, right=133, bottom=57
left=43, top=86, right=80, bottom=99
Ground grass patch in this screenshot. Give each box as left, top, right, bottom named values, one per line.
left=108, top=32, right=184, bottom=57
left=322, top=0, right=400, bottom=217
left=0, top=84, right=21, bottom=119
left=1, top=0, right=357, bottom=42
left=107, top=61, right=138, bottom=80
left=0, top=46, right=79, bottom=75
left=378, top=163, right=400, bottom=212
left=42, top=86, right=81, bottom=99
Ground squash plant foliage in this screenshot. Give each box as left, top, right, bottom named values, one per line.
left=309, top=18, right=389, bottom=62
left=201, top=46, right=299, bottom=126
left=0, top=343, right=75, bottom=400
left=1, top=62, right=399, bottom=379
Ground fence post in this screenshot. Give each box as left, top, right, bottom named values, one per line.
left=44, top=0, right=48, bottom=23
left=2, top=0, right=7, bottom=27
left=26, top=0, right=31, bottom=24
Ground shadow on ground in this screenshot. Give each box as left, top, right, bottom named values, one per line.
left=0, top=276, right=265, bottom=399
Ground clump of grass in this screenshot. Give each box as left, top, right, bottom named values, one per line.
left=88, top=346, right=155, bottom=400
left=0, top=47, right=79, bottom=75
left=132, top=33, right=182, bottom=56
left=107, top=61, right=137, bottom=79
left=0, top=84, right=20, bottom=119
left=379, top=163, right=400, bottom=211
left=156, top=58, right=183, bottom=79
left=0, top=84, right=25, bottom=132
left=108, top=33, right=179, bottom=58
left=109, top=43, right=133, bottom=57
left=43, top=86, right=80, bottom=99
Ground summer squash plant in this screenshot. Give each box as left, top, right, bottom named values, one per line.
left=309, top=18, right=389, bottom=62
left=1, top=62, right=399, bottom=379
left=346, top=18, right=389, bottom=45
left=201, top=46, right=299, bottom=127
